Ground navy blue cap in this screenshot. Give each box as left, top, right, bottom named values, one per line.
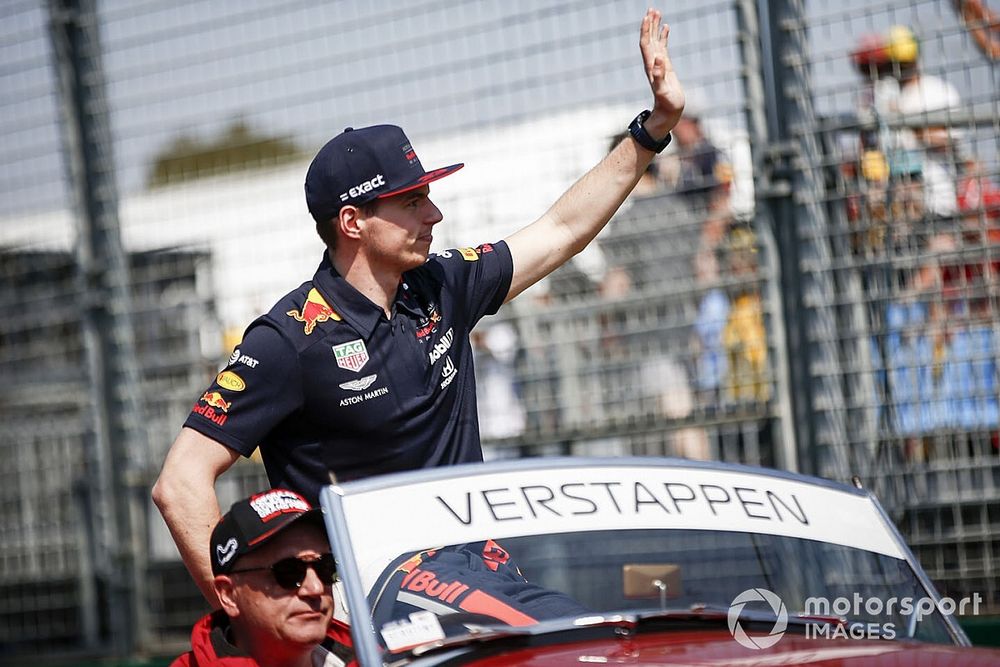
left=304, top=124, right=464, bottom=224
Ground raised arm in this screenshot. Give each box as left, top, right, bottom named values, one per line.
left=151, top=427, right=241, bottom=608
left=503, top=9, right=684, bottom=302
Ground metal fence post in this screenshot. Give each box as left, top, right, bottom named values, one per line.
left=47, top=0, right=149, bottom=654
left=735, top=0, right=798, bottom=473
left=745, top=0, right=852, bottom=478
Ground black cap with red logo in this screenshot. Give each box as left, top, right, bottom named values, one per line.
left=210, top=488, right=324, bottom=575
left=304, top=124, right=464, bottom=224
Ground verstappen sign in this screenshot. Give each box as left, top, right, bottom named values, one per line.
left=336, top=464, right=907, bottom=594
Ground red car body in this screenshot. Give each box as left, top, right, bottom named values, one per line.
left=464, top=631, right=1000, bottom=666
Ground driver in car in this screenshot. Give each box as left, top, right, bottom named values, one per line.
left=369, top=540, right=591, bottom=631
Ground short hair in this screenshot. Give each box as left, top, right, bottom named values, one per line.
left=315, top=200, right=379, bottom=249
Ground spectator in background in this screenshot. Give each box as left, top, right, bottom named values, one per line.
left=170, top=488, right=351, bottom=667
left=851, top=26, right=963, bottom=220
left=694, top=224, right=770, bottom=407
left=877, top=231, right=1000, bottom=461
left=545, top=130, right=664, bottom=301
left=721, top=226, right=770, bottom=404
left=660, top=111, right=733, bottom=215
left=472, top=321, right=527, bottom=444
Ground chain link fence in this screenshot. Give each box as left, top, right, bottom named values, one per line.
left=1, top=0, right=998, bottom=659
left=797, top=0, right=1000, bottom=612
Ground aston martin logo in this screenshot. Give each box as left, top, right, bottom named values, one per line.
left=339, top=374, right=378, bottom=391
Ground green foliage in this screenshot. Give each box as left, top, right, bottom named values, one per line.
left=147, top=118, right=303, bottom=188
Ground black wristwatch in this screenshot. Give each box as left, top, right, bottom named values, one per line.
left=628, top=110, right=672, bottom=153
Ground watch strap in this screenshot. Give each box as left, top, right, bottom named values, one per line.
left=628, top=110, right=672, bottom=154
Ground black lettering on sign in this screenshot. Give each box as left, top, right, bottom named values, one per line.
left=481, top=488, right=521, bottom=521
left=634, top=481, right=670, bottom=514
left=734, top=486, right=769, bottom=520
left=520, top=485, right=561, bottom=518
left=663, top=482, right=696, bottom=513
left=434, top=478, right=809, bottom=528
left=437, top=493, right=472, bottom=525
left=591, top=481, right=623, bottom=513
left=767, top=491, right=808, bottom=525
left=699, top=484, right=732, bottom=515
left=561, top=483, right=598, bottom=515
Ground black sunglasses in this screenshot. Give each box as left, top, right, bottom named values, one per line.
left=230, top=553, right=337, bottom=590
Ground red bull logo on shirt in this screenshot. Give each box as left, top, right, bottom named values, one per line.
left=415, top=304, right=443, bottom=339
left=400, top=567, right=470, bottom=604
left=201, top=391, right=231, bottom=412
left=192, top=391, right=231, bottom=426
left=287, top=288, right=342, bottom=335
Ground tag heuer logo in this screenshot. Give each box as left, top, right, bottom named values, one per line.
left=333, top=339, right=369, bottom=372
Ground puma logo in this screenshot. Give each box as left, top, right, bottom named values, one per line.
left=216, top=538, right=238, bottom=567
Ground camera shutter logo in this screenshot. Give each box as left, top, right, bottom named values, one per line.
left=728, top=588, right=788, bottom=649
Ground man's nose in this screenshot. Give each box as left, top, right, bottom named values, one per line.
left=426, top=198, right=444, bottom=225
left=297, top=565, right=327, bottom=597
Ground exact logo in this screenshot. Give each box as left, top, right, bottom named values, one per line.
left=340, top=174, right=386, bottom=201
left=727, top=588, right=788, bottom=650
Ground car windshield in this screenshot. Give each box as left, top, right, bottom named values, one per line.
left=475, top=529, right=953, bottom=643
left=322, top=459, right=960, bottom=659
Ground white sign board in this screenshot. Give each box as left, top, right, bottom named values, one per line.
left=337, top=464, right=905, bottom=593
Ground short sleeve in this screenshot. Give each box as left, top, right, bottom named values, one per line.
left=429, top=241, right=513, bottom=325
left=183, top=322, right=303, bottom=457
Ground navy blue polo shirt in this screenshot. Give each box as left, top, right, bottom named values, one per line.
left=184, top=241, right=513, bottom=503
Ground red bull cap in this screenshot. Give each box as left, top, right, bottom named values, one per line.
left=304, top=124, right=464, bottom=224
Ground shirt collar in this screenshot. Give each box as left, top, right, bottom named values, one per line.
left=310, top=253, right=427, bottom=337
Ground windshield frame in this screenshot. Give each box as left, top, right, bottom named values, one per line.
left=319, top=456, right=970, bottom=666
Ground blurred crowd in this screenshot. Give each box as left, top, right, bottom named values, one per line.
left=846, top=25, right=999, bottom=460
left=472, top=24, right=999, bottom=464
left=473, top=96, right=769, bottom=463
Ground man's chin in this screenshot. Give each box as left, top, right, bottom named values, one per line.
left=285, top=611, right=333, bottom=641
left=283, top=625, right=332, bottom=647
left=403, top=250, right=430, bottom=270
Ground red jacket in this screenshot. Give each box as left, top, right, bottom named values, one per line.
left=170, top=610, right=354, bottom=667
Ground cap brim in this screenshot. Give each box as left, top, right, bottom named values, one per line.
left=246, top=507, right=325, bottom=548
left=377, top=163, right=464, bottom=199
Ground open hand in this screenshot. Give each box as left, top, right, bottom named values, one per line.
left=640, top=8, right=685, bottom=137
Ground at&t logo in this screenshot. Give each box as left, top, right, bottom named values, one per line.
left=727, top=588, right=788, bottom=649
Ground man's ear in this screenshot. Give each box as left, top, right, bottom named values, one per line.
left=338, top=205, right=365, bottom=241
left=215, top=575, right=241, bottom=618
